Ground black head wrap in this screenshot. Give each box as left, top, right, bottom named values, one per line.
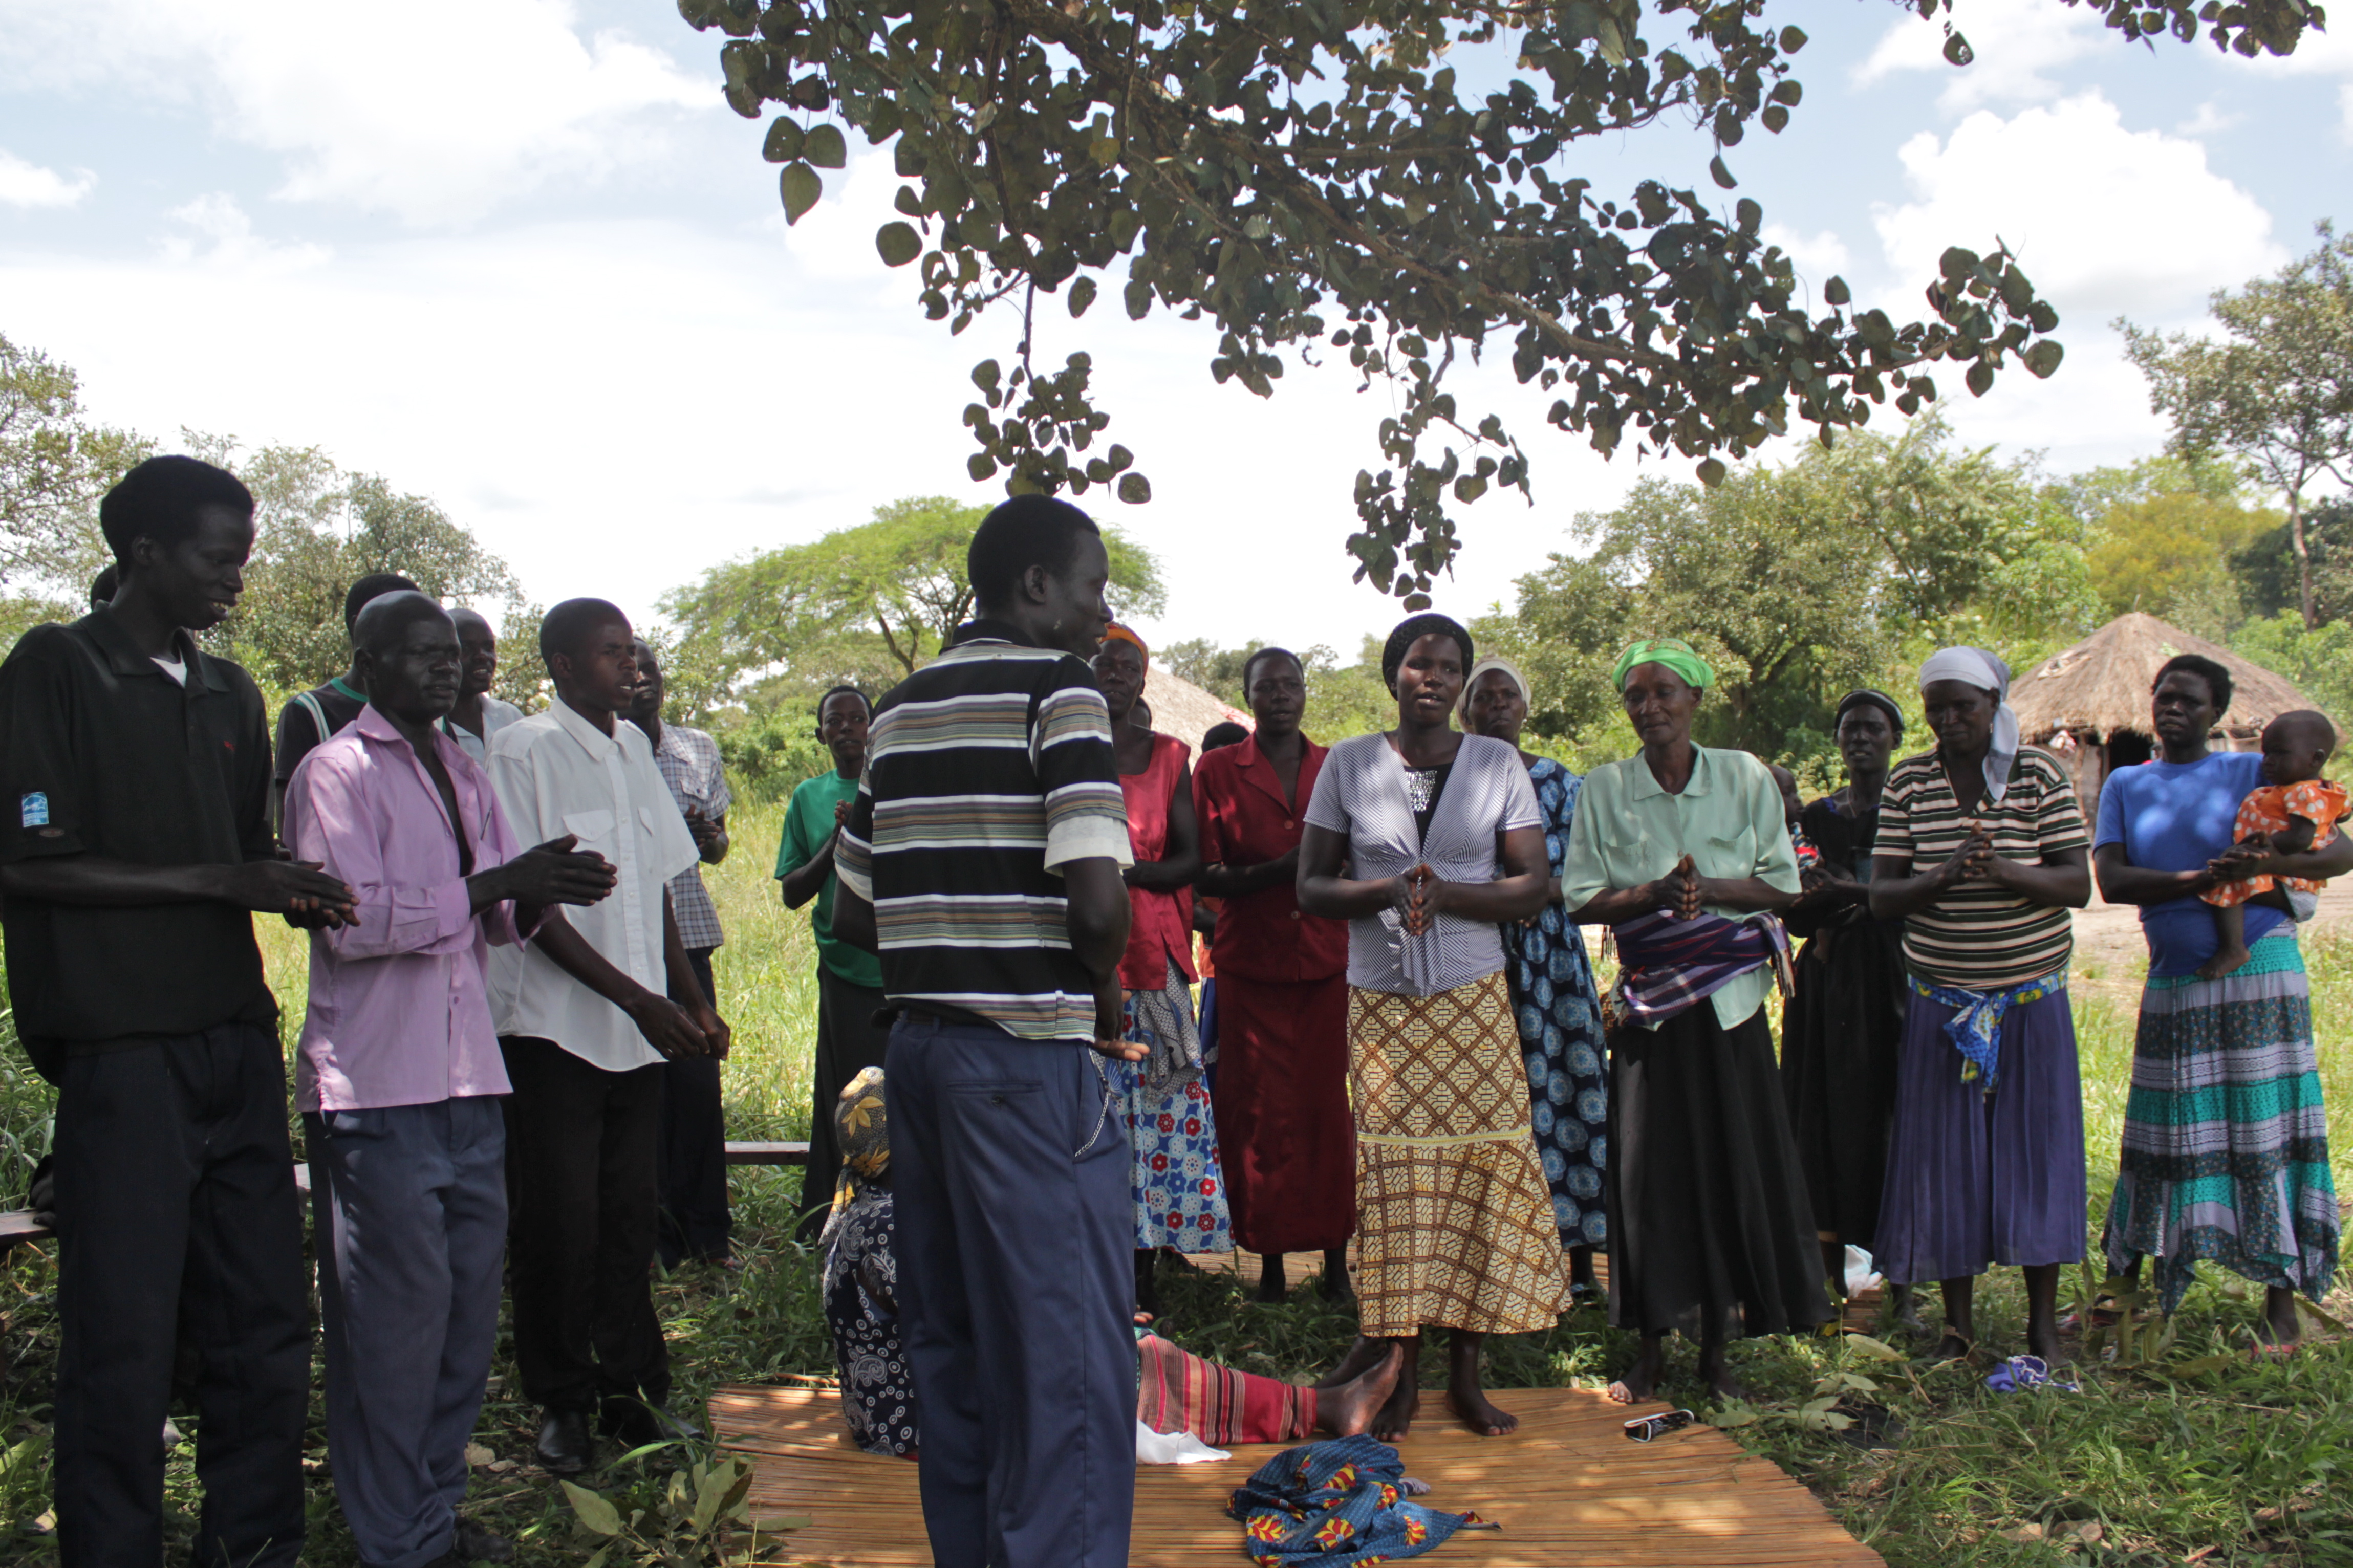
left=1380, top=613, right=1474, bottom=694
left=1833, top=688, right=1905, bottom=741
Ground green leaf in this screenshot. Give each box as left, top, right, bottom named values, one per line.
left=1124, top=279, right=1153, bottom=320
left=876, top=221, right=921, bottom=267
left=761, top=118, right=805, bottom=164
left=1708, top=155, right=1737, bottom=190
left=1779, top=25, right=1808, bottom=51
left=1068, top=276, right=1098, bottom=317
left=582, top=1545, right=613, bottom=1568
left=1942, top=29, right=1975, bottom=65
left=1840, top=1333, right=1906, bottom=1362
left=1696, top=456, right=1726, bottom=487
left=561, top=1480, right=624, bottom=1537
left=2023, top=339, right=2064, bottom=379
left=804, top=122, right=848, bottom=169
left=1823, top=274, right=1850, bottom=306
left=1966, top=360, right=1994, bottom=397
left=1761, top=105, right=1789, bottom=135
left=780, top=162, right=823, bottom=224
left=1939, top=245, right=1980, bottom=280
left=1116, top=472, right=1153, bottom=504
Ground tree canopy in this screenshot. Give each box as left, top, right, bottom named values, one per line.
left=675, top=0, right=2320, bottom=607
left=659, top=494, right=1168, bottom=708
left=2122, top=223, right=2353, bottom=628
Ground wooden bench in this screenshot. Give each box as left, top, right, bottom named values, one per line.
left=0, top=1141, right=811, bottom=1248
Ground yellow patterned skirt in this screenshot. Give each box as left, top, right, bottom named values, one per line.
left=1349, top=970, right=1573, bottom=1337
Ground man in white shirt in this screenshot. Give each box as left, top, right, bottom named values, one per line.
left=486, top=598, right=731, bottom=1476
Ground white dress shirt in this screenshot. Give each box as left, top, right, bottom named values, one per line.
left=441, top=694, right=526, bottom=765
left=486, top=695, right=699, bottom=1072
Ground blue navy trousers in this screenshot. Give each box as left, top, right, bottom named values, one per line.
left=308, top=1097, right=508, bottom=1568
left=887, top=1014, right=1136, bottom=1568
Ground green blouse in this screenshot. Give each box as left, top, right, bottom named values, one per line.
left=1558, top=744, right=1802, bottom=1031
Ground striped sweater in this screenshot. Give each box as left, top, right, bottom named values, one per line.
left=835, top=623, right=1133, bottom=1042
left=1875, top=746, right=2087, bottom=990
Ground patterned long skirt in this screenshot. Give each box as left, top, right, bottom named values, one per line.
left=2102, top=932, right=2340, bottom=1313
left=1349, top=971, right=1571, bottom=1337
left=1503, top=910, right=1609, bottom=1251
left=1112, top=961, right=1234, bottom=1253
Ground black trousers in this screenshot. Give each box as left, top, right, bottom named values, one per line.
left=794, top=966, right=893, bottom=1243
left=658, top=947, right=731, bottom=1267
left=499, top=1036, right=669, bottom=1414
left=52, top=1023, right=309, bottom=1568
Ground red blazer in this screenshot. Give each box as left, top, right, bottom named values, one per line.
left=1192, top=733, right=1349, bottom=984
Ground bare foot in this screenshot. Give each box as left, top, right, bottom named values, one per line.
left=1606, top=1338, right=1664, bottom=1405
left=1370, top=1380, right=1420, bottom=1442
left=1319, top=1249, right=1354, bottom=1305
left=1255, top=1256, right=1289, bottom=1305
left=1916, top=1331, right=1973, bottom=1366
left=2196, top=942, right=2252, bottom=982
left=1697, top=1343, right=1746, bottom=1403
left=2258, top=1286, right=2303, bottom=1349
left=1445, top=1383, right=1519, bottom=1436
left=1311, top=1335, right=1393, bottom=1392
left=1318, top=1344, right=1405, bottom=1437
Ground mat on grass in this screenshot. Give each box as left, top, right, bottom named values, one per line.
left=708, top=1384, right=1883, bottom=1566
left=1180, top=1248, right=1898, bottom=1336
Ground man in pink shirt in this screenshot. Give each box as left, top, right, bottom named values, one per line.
left=285, top=593, right=617, bottom=1568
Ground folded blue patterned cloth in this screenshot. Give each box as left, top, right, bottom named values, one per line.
left=1226, top=1435, right=1495, bottom=1564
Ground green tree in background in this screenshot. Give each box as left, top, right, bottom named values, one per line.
left=0, top=332, right=154, bottom=641
left=2122, top=223, right=2353, bottom=629
left=659, top=495, right=1167, bottom=712
left=1494, top=415, right=2091, bottom=759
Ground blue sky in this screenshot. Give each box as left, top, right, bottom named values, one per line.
left=2, top=0, right=2346, bottom=657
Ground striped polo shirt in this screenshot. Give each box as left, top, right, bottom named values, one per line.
left=834, top=622, right=1133, bottom=1042
left=1874, top=746, right=2088, bottom=990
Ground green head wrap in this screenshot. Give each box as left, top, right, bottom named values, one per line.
left=1612, top=638, right=1715, bottom=693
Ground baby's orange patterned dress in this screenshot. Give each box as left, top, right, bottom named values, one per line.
left=2202, top=778, right=2350, bottom=906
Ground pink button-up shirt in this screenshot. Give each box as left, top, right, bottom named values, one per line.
left=284, top=704, right=534, bottom=1111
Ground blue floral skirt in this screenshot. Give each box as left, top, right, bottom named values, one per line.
left=1113, top=961, right=1234, bottom=1253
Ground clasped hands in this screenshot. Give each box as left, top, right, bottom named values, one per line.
left=1393, top=862, right=1457, bottom=935
left=1645, top=854, right=1706, bottom=921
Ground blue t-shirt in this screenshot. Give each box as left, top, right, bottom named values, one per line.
left=2092, top=751, right=2284, bottom=976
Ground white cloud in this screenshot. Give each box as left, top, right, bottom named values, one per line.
left=1761, top=224, right=1851, bottom=288
left=0, top=0, right=712, bottom=226
left=1855, top=0, right=2107, bottom=113
left=0, top=148, right=92, bottom=207
left=2175, top=101, right=2242, bottom=137
left=160, top=194, right=331, bottom=272
left=1873, top=93, right=2283, bottom=324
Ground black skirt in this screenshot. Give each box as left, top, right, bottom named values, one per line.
left=1607, top=1004, right=1833, bottom=1340
left=1778, top=916, right=1909, bottom=1251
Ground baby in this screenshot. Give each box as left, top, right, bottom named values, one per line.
left=1768, top=762, right=1822, bottom=874
left=2199, top=710, right=2347, bottom=979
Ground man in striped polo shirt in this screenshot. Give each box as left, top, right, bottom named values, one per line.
left=835, top=495, right=1142, bottom=1568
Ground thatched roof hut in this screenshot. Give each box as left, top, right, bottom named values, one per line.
left=2011, top=612, right=2334, bottom=811
left=1139, top=666, right=1253, bottom=755
left=2013, top=612, right=2329, bottom=746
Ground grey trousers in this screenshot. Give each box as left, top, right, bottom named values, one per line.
left=307, top=1097, right=508, bottom=1568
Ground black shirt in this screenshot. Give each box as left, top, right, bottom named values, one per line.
left=273, top=676, right=368, bottom=787
left=0, top=611, right=278, bottom=1074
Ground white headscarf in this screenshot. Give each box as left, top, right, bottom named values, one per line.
left=1457, top=657, right=1532, bottom=729
left=1919, top=646, right=2021, bottom=805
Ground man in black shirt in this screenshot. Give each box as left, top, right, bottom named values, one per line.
left=271, top=570, right=420, bottom=825
left=0, top=455, right=359, bottom=1568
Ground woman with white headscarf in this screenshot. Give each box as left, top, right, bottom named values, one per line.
left=1868, top=648, right=2092, bottom=1366
left=1460, top=657, right=1609, bottom=1305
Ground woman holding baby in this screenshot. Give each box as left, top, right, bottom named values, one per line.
left=2092, top=653, right=2347, bottom=1348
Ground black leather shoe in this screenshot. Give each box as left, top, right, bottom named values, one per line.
left=452, top=1518, right=515, bottom=1564
left=598, top=1395, right=703, bottom=1450
left=534, top=1409, right=592, bottom=1475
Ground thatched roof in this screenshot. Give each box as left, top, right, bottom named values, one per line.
left=1140, top=666, right=1253, bottom=754
left=2011, top=612, right=2330, bottom=741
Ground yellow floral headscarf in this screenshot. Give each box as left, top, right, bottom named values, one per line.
left=830, top=1065, right=889, bottom=1221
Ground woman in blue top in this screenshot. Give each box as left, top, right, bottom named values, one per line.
left=2092, top=654, right=2348, bottom=1347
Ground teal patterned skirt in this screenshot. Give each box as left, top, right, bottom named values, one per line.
left=2102, top=932, right=2339, bottom=1312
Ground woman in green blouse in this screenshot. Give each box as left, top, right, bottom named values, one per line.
left=1561, top=639, right=1831, bottom=1404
